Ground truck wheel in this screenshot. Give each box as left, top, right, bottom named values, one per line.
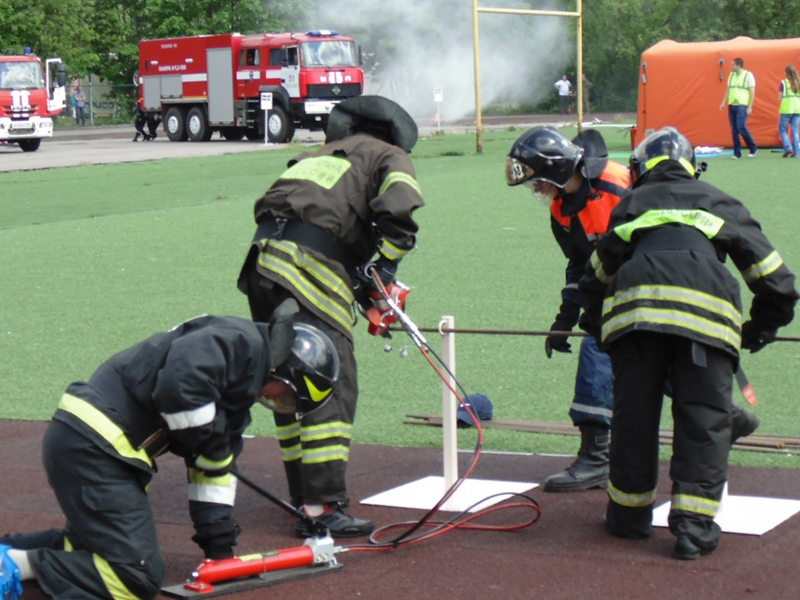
left=18, top=139, right=41, bottom=152
left=164, top=107, right=188, bottom=142
left=267, top=106, right=295, bottom=143
left=187, top=107, right=212, bottom=142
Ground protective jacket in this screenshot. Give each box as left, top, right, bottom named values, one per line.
left=53, top=315, right=272, bottom=551
left=580, top=161, right=798, bottom=355
left=240, top=133, right=424, bottom=341
left=549, top=159, right=630, bottom=325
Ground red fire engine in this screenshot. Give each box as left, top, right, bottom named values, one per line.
left=138, top=30, right=364, bottom=144
left=0, top=51, right=67, bottom=152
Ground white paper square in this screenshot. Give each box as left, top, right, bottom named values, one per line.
left=361, top=475, right=538, bottom=513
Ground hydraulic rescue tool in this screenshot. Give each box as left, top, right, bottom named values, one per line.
left=163, top=267, right=540, bottom=597
left=161, top=470, right=345, bottom=598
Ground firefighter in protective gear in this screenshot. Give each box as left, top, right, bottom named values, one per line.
left=506, top=125, right=631, bottom=492
left=0, top=315, right=339, bottom=599
left=238, top=95, right=424, bottom=537
left=579, top=127, right=798, bottom=560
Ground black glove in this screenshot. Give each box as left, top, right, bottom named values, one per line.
left=359, top=256, right=398, bottom=289
left=741, top=320, right=777, bottom=353
left=545, top=320, right=573, bottom=358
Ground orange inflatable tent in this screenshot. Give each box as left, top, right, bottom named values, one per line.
left=633, top=36, right=800, bottom=148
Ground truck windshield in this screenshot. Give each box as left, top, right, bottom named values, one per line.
left=301, top=41, right=358, bottom=68
left=0, top=61, right=44, bottom=90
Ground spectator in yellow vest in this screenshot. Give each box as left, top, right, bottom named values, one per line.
left=778, top=64, right=800, bottom=158
left=719, top=57, right=757, bottom=159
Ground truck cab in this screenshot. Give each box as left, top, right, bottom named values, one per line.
left=0, top=54, right=66, bottom=152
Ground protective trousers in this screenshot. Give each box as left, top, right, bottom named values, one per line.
left=0, top=420, right=164, bottom=599
left=568, top=336, right=614, bottom=428
left=243, top=266, right=358, bottom=506
left=606, top=332, right=733, bottom=550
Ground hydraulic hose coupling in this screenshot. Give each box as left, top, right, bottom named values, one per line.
left=367, top=282, right=409, bottom=336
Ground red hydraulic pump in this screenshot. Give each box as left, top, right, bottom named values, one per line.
left=175, top=535, right=343, bottom=596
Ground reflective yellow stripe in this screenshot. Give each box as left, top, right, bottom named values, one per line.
left=301, top=421, right=353, bottom=442
left=259, top=249, right=353, bottom=333
left=188, top=469, right=233, bottom=487
left=302, top=445, right=350, bottom=464
left=672, top=493, right=719, bottom=517
left=643, top=155, right=695, bottom=176
left=276, top=421, right=301, bottom=441
left=187, top=468, right=236, bottom=505
left=602, top=306, right=741, bottom=348
left=602, top=284, right=741, bottom=325
left=607, top=481, right=657, bottom=507
left=93, top=554, right=139, bottom=600
left=614, top=209, right=725, bottom=242
left=741, top=250, right=783, bottom=283
left=280, top=155, right=352, bottom=190
left=379, top=171, right=422, bottom=196
left=378, top=238, right=410, bottom=261
left=279, top=443, right=303, bottom=462
left=58, top=394, right=153, bottom=468
left=590, top=250, right=613, bottom=284
left=266, top=239, right=354, bottom=303
left=194, top=453, right=233, bottom=472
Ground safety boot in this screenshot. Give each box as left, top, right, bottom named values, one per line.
left=544, top=425, right=609, bottom=492
left=294, top=503, right=374, bottom=538
left=731, top=403, right=760, bottom=443
left=673, top=535, right=716, bottom=560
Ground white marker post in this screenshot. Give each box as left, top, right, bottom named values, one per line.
left=434, top=87, right=443, bottom=131
left=260, top=92, right=273, bottom=146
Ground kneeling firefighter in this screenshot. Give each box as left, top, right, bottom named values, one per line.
left=238, top=95, right=425, bottom=537
left=0, top=313, right=339, bottom=599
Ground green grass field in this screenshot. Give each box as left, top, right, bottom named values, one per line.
left=2, top=126, right=798, bottom=470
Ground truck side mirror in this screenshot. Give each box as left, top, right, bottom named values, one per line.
left=57, top=63, right=66, bottom=87
left=357, top=45, right=363, bottom=66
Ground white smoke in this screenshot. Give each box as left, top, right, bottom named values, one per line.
left=314, top=0, right=574, bottom=120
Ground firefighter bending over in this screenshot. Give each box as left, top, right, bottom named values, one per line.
left=579, top=127, right=798, bottom=559
left=0, top=313, right=339, bottom=599
left=237, top=95, right=424, bottom=537
left=506, top=125, right=630, bottom=492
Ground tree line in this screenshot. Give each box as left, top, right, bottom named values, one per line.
left=3, top=0, right=800, bottom=113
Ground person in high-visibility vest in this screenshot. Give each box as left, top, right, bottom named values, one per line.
left=778, top=64, right=800, bottom=158
left=719, top=57, right=757, bottom=159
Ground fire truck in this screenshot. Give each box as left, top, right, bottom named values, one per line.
left=138, top=30, right=364, bottom=144
left=0, top=51, right=67, bottom=152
